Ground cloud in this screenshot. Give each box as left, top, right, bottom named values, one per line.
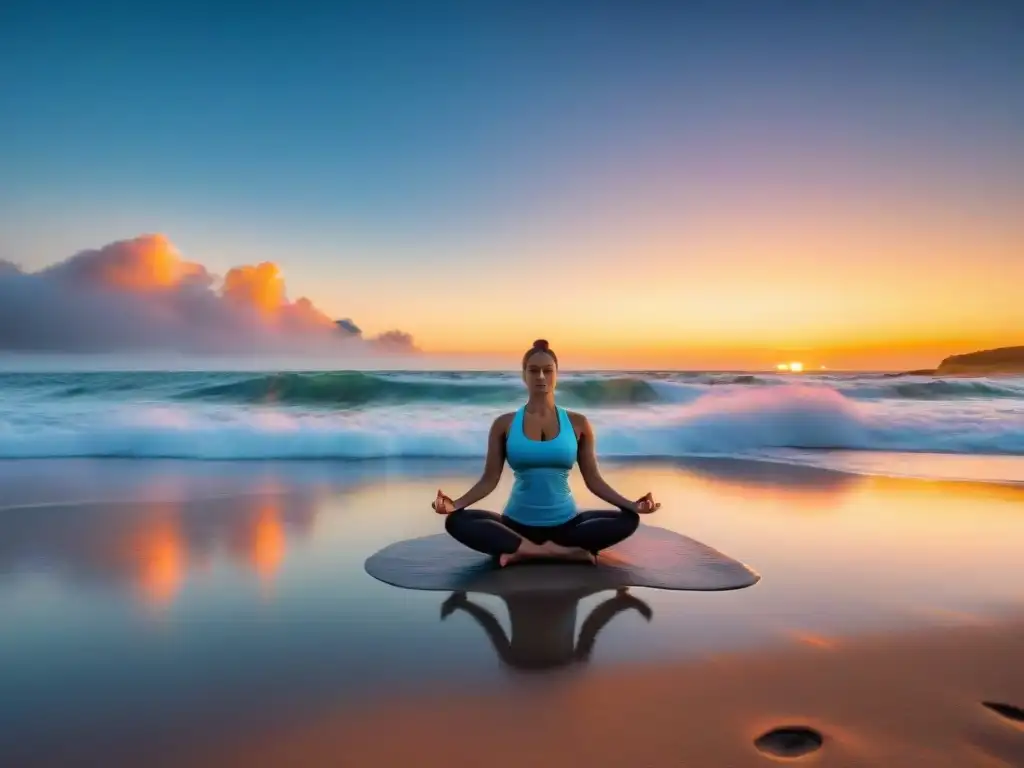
left=335, top=318, right=362, bottom=336
left=330, top=319, right=412, bottom=351
left=371, top=329, right=418, bottom=351
left=0, top=234, right=419, bottom=355
left=0, top=259, right=22, bottom=276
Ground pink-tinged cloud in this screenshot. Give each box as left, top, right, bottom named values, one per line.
left=0, top=234, right=418, bottom=355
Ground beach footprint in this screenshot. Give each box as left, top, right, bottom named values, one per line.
left=982, top=701, right=1024, bottom=726
left=753, top=726, right=824, bottom=759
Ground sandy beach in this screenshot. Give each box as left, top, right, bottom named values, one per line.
left=2, top=456, right=1023, bottom=766
left=200, top=612, right=1024, bottom=768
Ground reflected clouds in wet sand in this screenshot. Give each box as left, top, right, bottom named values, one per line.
left=0, top=487, right=318, bottom=609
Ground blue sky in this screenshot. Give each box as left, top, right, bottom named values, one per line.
left=1, top=1, right=1022, bottom=366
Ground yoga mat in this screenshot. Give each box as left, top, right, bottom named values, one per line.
left=364, top=524, right=760, bottom=594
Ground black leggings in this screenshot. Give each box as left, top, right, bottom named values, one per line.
left=444, top=507, right=640, bottom=556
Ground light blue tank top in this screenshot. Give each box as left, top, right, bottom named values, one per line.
left=502, top=406, right=578, bottom=526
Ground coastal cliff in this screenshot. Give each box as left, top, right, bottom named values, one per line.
left=934, top=346, right=1024, bottom=375
left=890, top=346, right=1024, bottom=377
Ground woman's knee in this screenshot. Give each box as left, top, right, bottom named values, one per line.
left=444, top=508, right=519, bottom=556
left=619, top=509, right=641, bottom=535
left=444, top=508, right=472, bottom=537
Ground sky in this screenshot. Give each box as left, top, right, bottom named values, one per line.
left=1, top=1, right=1022, bottom=370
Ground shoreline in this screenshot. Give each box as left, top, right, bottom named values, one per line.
left=1, top=449, right=1021, bottom=497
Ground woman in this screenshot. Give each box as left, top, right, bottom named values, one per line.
left=432, top=339, right=661, bottom=567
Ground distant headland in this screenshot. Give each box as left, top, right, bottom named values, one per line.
left=894, top=346, right=1024, bottom=376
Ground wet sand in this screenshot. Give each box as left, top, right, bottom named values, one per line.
left=1, top=456, right=1023, bottom=766
left=197, top=613, right=1024, bottom=768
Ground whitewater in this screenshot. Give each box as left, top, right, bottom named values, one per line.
left=1, top=370, right=1022, bottom=482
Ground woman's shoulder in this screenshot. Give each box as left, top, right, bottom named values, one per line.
left=563, top=409, right=592, bottom=431
left=491, top=411, right=517, bottom=431
left=486, top=412, right=517, bottom=445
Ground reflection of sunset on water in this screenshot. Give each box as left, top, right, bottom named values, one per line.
left=133, top=515, right=187, bottom=608
left=128, top=495, right=299, bottom=608
left=666, top=462, right=864, bottom=514
left=0, top=488, right=320, bottom=611
left=251, top=501, right=287, bottom=589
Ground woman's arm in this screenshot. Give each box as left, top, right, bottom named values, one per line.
left=451, top=413, right=512, bottom=510
left=573, top=413, right=639, bottom=512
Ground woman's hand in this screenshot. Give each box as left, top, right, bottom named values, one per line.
left=633, top=492, right=660, bottom=514
left=432, top=489, right=456, bottom=515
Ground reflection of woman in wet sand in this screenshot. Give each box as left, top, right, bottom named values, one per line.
left=440, top=587, right=653, bottom=671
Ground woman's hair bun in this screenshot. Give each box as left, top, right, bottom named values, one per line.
left=522, top=338, right=558, bottom=369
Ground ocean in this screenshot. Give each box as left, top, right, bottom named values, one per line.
left=1, top=369, right=1022, bottom=482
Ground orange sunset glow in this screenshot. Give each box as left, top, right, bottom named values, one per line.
left=268, top=173, right=1022, bottom=370
left=106, top=499, right=301, bottom=609
left=250, top=501, right=287, bottom=583
left=132, top=515, right=187, bottom=608
left=3, top=222, right=1019, bottom=370
left=89, top=234, right=202, bottom=291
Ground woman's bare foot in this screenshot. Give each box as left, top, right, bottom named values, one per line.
left=498, top=541, right=596, bottom=567
left=541, top=541, right=597, bottom=564
left=499, top=540, right=547, bottom=567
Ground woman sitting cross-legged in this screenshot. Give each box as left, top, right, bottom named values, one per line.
left=432, top=338, right=660, bottom=567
